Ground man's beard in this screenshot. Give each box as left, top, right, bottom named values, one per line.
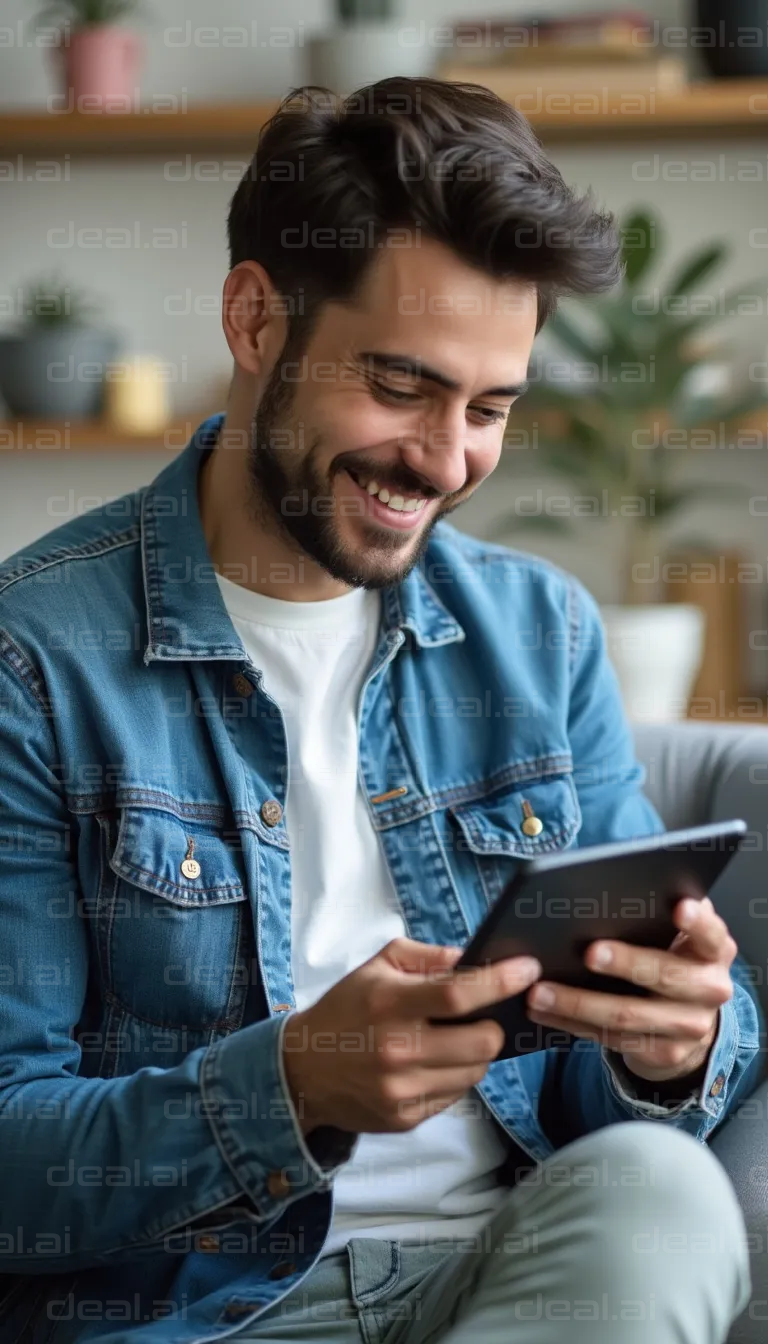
left=245, top=357, right=456, bottom=592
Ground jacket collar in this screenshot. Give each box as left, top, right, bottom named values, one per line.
left=141, top=415, right=464, bottom=664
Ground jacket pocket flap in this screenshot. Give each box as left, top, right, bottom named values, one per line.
left=448, top=774, right=582, bottom=858
left=109, top=807, right=247, bottom=906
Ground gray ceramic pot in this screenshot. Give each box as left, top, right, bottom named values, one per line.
left=0, top=326, right=121, bottom=418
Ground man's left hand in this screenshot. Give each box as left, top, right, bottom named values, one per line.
left=525, top=894, right=738, bottom=1083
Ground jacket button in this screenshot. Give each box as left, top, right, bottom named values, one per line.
left=266, top=1170, right=292, bottom=1199
left=709, top=1073, right=726, bottom=1098
left=521, top=800, right=543, bottom=837
left=233, top=673, right=254, bottom=698
left=269, top=1261, right=297, bottom=1281
left=261, top=800, right=283, bottom=827
left=197, top=1234, right=220, bottom=1253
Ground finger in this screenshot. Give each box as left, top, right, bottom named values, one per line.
left=672, top=897, right=737, bottom=965
left=525, top=1009, right=707, bottom=1066
left=526, top=983, right=715, bottom=1041
left=383, top=939, right=464, bottom=976
left=398, top=1019, right=505, bottom=1068
left=409, top=955, right=542, bottom=1024
left=583, top=939, right=733, bottom=1006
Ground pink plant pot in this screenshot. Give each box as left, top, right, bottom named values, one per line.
left=55, top=25, right=142, bottom=109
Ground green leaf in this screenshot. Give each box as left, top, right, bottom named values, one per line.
left=665, top=243, right=727, bottom=299
left=621, top=209, right=659, bottom=288
left=544, top=310, right=600, bottom=362
left=654, top=278, right=768, bottom=360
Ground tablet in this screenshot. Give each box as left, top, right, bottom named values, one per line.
left=432, top=818, right=747, bottom=1060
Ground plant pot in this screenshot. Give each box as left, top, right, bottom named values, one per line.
left=599, top=604, right=706, bottom=724
left=0, top=327, right=121, bottom=419
left=53, top=24, right=142, bottom=108
left=307, top=23, right=435, bottom=94
left=695, top=2, right=768, bottom=79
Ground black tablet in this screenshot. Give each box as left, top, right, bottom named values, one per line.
left=433, top=818, right=747, bottom=1060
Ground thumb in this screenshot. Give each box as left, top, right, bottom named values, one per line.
left=382, top=938, right=464, bottom=977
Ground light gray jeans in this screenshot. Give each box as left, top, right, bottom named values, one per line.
left=237, top=1121, right=751, bottom=1344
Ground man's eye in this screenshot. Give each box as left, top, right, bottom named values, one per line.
left=370, top=380, right=420, bottom=403
left=471, top=407, right=508, bottom=425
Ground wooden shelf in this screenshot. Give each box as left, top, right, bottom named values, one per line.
left=4, top=404, right=768, bottom=456
left=0, top=418, right=201, bottom=453
left=2, top=80, right=768, bottom=153
left=0, top=103, right=277, bottom=155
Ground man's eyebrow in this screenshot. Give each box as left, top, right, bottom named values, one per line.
left=358, top=351, right=528, bottom=399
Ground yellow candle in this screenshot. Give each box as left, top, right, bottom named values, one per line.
left=105, top=356, right=171, bottom=434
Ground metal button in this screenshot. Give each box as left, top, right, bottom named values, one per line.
left=521, top=800, right=543, bottom=837
left=710, top=1073, right=725, bottom=1098
left=197, top=1234, right=220, bottom=1253
left=274, top=1003, right=293, bottom=1012
left=181, top=838, right=201, bottom=880
left=266, top=1170, right=292, bottom=1199
left=261, top=799, right=283, bottom=827
left=233, top=672, right=254, bottom=698
left=269, top=1261, right=297, bottom=1281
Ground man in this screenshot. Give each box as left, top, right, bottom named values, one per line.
left=0, top=78, right=762, bottom=1344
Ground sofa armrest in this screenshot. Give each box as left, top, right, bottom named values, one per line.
left=710, top=1078, right=768, bottom=1344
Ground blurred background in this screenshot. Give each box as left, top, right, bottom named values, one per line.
left=2, top=0, right=768, bottom=724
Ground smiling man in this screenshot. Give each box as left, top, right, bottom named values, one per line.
left=200, top=238, right=536, bottom=597
left=0, top=78, right=762, bottom=1344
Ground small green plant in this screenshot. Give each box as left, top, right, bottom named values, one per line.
left=16, top=274, right=103, bottom=328
left=337, top=0, right=393, bottom=22
left=495, top=207, right=768, bottom=602
left=34, top=0, right=141, bottom=29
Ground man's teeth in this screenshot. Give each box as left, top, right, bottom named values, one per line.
left=354, top=474, right=427, bottom=513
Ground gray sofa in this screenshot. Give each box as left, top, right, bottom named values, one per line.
left=634, top=722, right=768, bottom=1344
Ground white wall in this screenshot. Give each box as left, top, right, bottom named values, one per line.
left=2, top=0, right=767, bottom=690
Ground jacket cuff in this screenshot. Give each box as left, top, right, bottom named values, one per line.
left=200, top=1013, right=358, bottom=1222
left=601, top=997, right=738, bottom=1125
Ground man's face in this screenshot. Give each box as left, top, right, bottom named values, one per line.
left=247, top=237, right=538, bottom=590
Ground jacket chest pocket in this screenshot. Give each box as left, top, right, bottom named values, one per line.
left=447, top=771, right=583, bottom=917
left=95, top=807, right=253, bottom=1032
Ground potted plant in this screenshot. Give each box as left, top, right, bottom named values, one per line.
left=307, top=0, right=434, bottom=94
left=34, top=0, right=143, bottom=109
left=492, top=208, right=767, bottom=722
left=0, top=274, right=120, bottom=419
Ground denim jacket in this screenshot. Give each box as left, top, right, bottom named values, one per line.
left=0, top=415, right=761, bottom=1344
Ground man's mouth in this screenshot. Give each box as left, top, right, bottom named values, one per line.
left=347, top=468, right=429, bottom=514
left=343, top=468, right=435, bottom=531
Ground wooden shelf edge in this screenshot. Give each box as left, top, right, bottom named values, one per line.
left=4, top=403, right=768, bottom=456
left=1, top=80, right=768, bottom=152
left=0, top=418, right=201, bottom=453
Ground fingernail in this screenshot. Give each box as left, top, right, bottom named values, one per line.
left=678, top=899, right=699, bottom=928
left=591, top=944, right=613, bottom=967
left=530, top=984, right=555, bottom=1008
left=516, top=958, right=542, bottom=982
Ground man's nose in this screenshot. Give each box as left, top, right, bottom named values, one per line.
left=401, top=407, right=468, bottom=498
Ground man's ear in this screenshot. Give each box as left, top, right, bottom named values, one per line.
left=221, top=260, right=285, bottom=378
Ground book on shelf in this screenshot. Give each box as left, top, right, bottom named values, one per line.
left=448, top=9, right=657, bottom=67
left=437, top=57, right=688, bottom=98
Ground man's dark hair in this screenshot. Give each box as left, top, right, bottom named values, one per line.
left=227, top=76, right=622, bottom=348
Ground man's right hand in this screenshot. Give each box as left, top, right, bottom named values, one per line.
left=281, top=937, right=542, bottom=1137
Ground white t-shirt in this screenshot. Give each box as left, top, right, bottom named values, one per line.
left=216, top=572, right=509, bottom=1256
